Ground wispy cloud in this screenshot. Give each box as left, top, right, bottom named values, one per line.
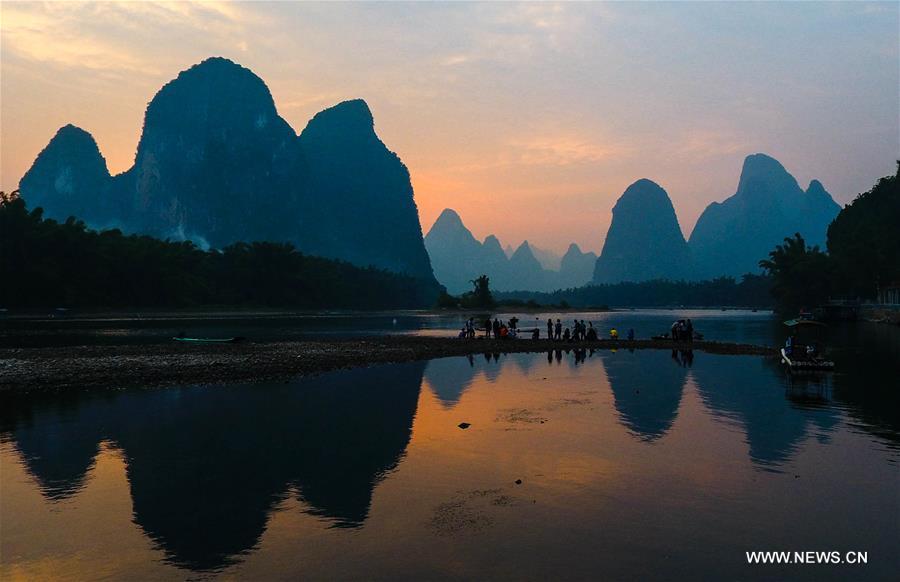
left=1, top=1, right=253, bottom=77
left=509, top=135, right=631, bottom=166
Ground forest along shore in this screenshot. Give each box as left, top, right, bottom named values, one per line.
left=0, top=336, right=776, bottom=392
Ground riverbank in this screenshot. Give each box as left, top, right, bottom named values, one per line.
left=0, top=336, right=776, bottom=392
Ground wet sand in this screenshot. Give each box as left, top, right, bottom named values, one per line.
left=0, top=336, right=776, bottom=392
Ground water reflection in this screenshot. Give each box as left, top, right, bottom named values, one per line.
left=2, top=350, right=898, bottom=579
left=1, top=362, right=425, bottom=571
left=604, top=350, right=687, bottom=441
left=692, top=356, right=840, bottom=470
left=424, top=356, right=478, bottom=408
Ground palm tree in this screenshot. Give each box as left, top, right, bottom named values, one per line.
left=759, top=233, right=830, bottom=313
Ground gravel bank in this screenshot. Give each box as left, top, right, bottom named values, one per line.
left=0, top=336, right=776, bottom=392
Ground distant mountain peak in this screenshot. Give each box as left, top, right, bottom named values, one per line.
left=54, top=123, right=96, bottom=140
left=689, top=154, right=839, bottom=278
left=18, top=124, right=112, bottom=221
left=483, top=235, right=503, bottom=249
left=615, top=179, right=673, bottom=212
left=434, top=208, right=463, bottom=227
left=511, top=240, right=537, bottom=261
left=303, top=99, right=374, bottom=136
left=594, top=179, right=692, bottom=284
left=425, top=208, right=476, bottom=242
left=736, top=153, right=799, bottom=198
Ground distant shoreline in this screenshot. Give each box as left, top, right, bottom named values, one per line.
left=0, top=305, right=770, bottom=321
left=0, top=336, right=776, bottom=392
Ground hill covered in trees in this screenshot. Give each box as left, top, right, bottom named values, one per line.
left=495, top=275, right=773, bottom=309
left=760, top=164, right=900, bottom=313
left=0, top=193, right=440, bottom=309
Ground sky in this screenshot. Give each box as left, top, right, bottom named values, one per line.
left=2, top=1, right=898, bottom=254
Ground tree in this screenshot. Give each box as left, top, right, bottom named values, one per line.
left=460, top=274, right=495, bottom=308
left=827, top=163, right=900, bottom=299
left=759, top=233, right=831, bottom=314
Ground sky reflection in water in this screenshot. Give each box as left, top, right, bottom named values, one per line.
left=1, top=349, right=898, bottom=580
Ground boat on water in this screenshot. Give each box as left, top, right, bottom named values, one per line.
left=783, top=309, right=825, bottom=327
left=780, top=347, right=835, bottom=371
left=172, top=336, right=245, bottom=344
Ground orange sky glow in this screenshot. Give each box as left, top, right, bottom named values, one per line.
left=2, top=1, right=897, bottom=253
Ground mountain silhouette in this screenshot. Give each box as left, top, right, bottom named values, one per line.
left=559, top=243, right=597, bottom=289
left=424, top=208, right=490, bottom=294
left=688, top=154, right=840, bottom=278
left=18, top=57, right=436, bottom=282
left=297, top=99, right=433, bottom=276
left=19, top=125, right=113, bottom=225
left=593, top=179, right=693, bottom=283
left=424, top=208, right=593, bottom=293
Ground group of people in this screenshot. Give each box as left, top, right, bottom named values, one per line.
left=546, top=318, right=611, bottom=342
left=670, top=319, right=695, bottom=341
left=458, top=316, right=638, bottom=342
left=459, top=317, right=523, bottom=340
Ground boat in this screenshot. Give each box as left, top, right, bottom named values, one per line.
left=173, top=336, right=244, bottom=344
left=784, top=309, right=825, bottom=327
left=780, top=348, right=834, bottom=371
left=783, top=318, right=826, bottom=328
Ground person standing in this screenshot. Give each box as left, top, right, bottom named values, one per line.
left=547, top=318, right=554, bottom=340
left=685, top=319, right=694, bottom=343
left=555, top=319, right=562, bottom=340
left=485, top=318, right=493, bottom=338
left=493, top=318, right=501, bottom=339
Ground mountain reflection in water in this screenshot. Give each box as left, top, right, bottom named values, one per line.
left=2, top=363, right=424, bottom=570
left=2, top=350, right=897, bottom=580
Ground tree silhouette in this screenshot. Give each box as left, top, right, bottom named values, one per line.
left=0, top=193, right=439, bottom=309
left=759, top=233, right=831, bottom=313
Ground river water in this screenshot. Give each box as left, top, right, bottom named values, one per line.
left=0, top=308, right=785, bottom=347
left=2, top=322, right=898, bottom=579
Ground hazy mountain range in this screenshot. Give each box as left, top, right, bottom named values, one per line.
left=428, top=154, right=840, bottom=291
left=424, top=209, right=596, bottom=294
left=18, top=57, right=841, bottom=295
left=19, top=57, right=435, bottom=283
left=687, top=153, right=841, bottom=279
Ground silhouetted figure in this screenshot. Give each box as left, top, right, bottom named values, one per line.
left=554, top=319, right=562, bottom=340
left=627, top=328, right=635, bottom=341
left=547, top=318, right=553, bottom=339
left=563, top=328, right=571, bottom=342
left=492, top=318, right=500, bottom=338
left=484, top=318, right=492, bottom=338
left=532, top=328, right=540, bottom=340
left=685, top=319, right=694, bottom=343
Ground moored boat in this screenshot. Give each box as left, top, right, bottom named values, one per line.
left=780, top=347, right=834, bottom=371
left=173, top=336, right=244, bottom=344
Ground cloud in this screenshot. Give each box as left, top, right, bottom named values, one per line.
left=508, top=135, right=631, bottom=166
left=0, top=1, right=253, bottom=77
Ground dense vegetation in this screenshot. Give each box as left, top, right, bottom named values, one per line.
left=494, top=274, right=773, bottom=309
left=826, top=166, right=900, bottom=298
left=760, top=164, right=899, bottom=313
left=0, top=192, right=439, bottom=309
